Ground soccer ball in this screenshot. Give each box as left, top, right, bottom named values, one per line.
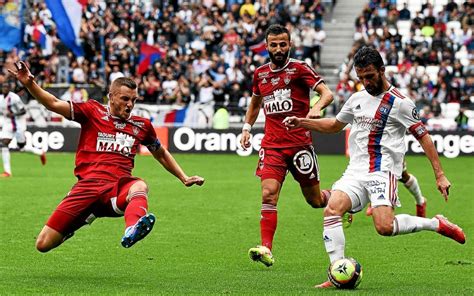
left=327, top=257, right=363, bottom=289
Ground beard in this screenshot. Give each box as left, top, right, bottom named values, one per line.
left=365, top=76, right=385, bottom=96
left=269, top=50, right=289, bottom=68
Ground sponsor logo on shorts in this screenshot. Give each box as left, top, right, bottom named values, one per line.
left=293, top=150, right=314, bottom=174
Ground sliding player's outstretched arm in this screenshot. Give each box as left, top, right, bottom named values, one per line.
left=8, top=61, right=70, bottom=118
left=151, top=146, right=205, bottom=187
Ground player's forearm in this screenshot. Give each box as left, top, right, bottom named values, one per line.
left=155, top=148, right=188, bottom=183
left=299, top=118, right=341, bottom=133
left=23, top=80, right=60, bottom=111
left=243, top=98, right=261, bottom=126
left=312, top=84, right=334, bottom=111
left=418, top=134, right=445, bottom=179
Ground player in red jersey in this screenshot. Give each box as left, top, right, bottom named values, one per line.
left=9, top=62, right=204, bottom=253
left=239, top=24, right=338, bottom=267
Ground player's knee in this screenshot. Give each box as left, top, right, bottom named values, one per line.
left=307, top=197, right=325, bottom=208
left=375, top=221, right=393, bottom=236
left=1, top=138, right=11, bottom=146
left=130, top=180, right=149, bottom=194
left=262, top=187, right=278, bottom=204
left=35, top=236, right=53, bottom=253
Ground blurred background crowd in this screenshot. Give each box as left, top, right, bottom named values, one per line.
left=0, top=0, right=472, bottom=130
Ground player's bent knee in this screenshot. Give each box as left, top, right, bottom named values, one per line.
left=1, top=138, right=11, bottom=146
left=324, top=204, right=340, bottom=216
left=35, top=236, right=54, bottom=253
left=307, top=198, right=325, bottom=208
left=262, top=188, right=278, bottom=204
left=375, top=222, right=393, bottom=236
left=130, top=180, right=149, bottom=193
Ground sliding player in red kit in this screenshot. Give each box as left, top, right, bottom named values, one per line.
left=9, top=62, right=204, bottom=252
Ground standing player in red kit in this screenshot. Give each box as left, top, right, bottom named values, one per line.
left=9, top=62, right=204, bottom=253
left=240, top=24, right=341, bottom=267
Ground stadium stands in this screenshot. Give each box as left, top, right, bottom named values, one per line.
left=336, top=0, right=473, bottom=131
left=0, top=1, right=472, bottom=131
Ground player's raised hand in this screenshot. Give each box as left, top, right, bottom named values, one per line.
left=283, top=116, right=301, bottom=130
left=436, top=174, right=451, bottom=202
left=240, top=130, right=251, bottom=150
left=7, top=61, right=35, bottom=86
left=184, top=175, right=205, bottom=187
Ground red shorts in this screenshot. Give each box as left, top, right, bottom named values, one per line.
left=46, top=176, right=140, bottom=235
left=256, top=145, right=320, bottom=187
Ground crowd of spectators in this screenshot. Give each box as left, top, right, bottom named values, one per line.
left=0, top=0, right=333, bottom=117
left=336, top=0, right=473, bottom=131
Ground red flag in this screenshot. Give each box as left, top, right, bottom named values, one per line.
left=137, top=43, right=167, bottom=74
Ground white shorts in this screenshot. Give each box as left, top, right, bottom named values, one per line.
left=1, top=117, right=27, bottom=143
left=332, top=171, right=401, bottom=213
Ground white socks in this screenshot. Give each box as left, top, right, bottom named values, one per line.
left=323, top=216, right=345, bottom=263
left=404, top=174, right=424, bottom=205
left=2, top=147, right=11, bottom=174
left=392, top=214, right=439, bottom=235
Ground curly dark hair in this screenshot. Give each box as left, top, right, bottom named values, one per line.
left=265, top=24, right=291, bottom=42
left=353, top=46, right=384, bottom=69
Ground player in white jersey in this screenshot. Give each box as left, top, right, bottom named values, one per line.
left=283, top=47, right=465, bottom=288
left=0, top=79, right=46, bottom=177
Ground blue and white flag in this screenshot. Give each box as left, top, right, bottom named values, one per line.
left=0, top=1, right=22, bottom=51
left=45, top=0, right=84, bottom=57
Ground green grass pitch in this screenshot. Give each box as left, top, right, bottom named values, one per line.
left=0, top=153, right=472, bottom=295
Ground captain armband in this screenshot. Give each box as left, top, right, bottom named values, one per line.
left=145, top=139, right=162, bottom=152
left=409, top=122, right=428, bottom=139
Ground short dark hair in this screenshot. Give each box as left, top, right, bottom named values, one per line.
left=111, top=77, right=137, bottom=90
left=353, top=46, right=384, bottom=69
left=265, top=24, right=290, bottom=42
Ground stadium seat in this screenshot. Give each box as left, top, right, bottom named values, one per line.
left=397, top=20, right=411, bottom=37
left=425, top=65, right=440, bottom=84
left=385, top=65, right=399, bottom=74
left=444, top=102, right=460, bottom=120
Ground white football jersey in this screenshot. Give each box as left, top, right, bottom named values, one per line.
left=336, top=86, right=427, bottom=178
left=0, top=91, right=25, bottom=119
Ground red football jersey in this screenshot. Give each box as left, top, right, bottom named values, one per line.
left=252, top=59, right=324, bottom=148
left=70, top=100, right=161, bottom=181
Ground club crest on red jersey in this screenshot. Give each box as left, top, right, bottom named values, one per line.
left=132, top=127, right=139, bottom=135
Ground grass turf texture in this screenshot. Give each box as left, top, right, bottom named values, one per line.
left=0, top=153, right=472, bottom=295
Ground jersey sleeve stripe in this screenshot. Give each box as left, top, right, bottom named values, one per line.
left=311, top=79, right=324, bottom=90
left=390, top=88, right=406, bottom=99
left=69, top=101, right=74, bottom=121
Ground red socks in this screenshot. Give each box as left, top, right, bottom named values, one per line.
left=124, top=191, right=148, bottom=228
left=260, top=203, right=277, bottom=250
